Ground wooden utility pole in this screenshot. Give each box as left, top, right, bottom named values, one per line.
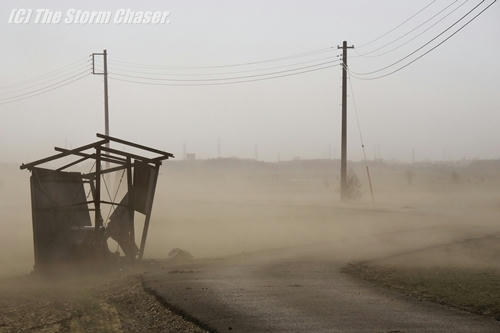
left=103, top=50, right=109, bottom=144
left=92, top=49, right=110, bottom=168
left=338, top=41, right=354, bottom=200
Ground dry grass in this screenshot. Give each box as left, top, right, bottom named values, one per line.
left=344, top=236, right=500, bottom=320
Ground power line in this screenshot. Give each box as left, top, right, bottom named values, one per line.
left=109, top=54, right=339, bottom=77
left=0, top=62, right=91, bottom=96
left=0, top=70, right=90, bottom=105
left=347, top=71, right=366, bottom=153
left=348, top=0, right=496, bottom=80
left=347, top=69, right=374, bottom=201
left=357, top=0, right=440, bottom=49
left=357, top=0, right=471, bottom=59
left=350, top=0, right=492, bottom=77
left=0, top=71, right=90, bottom=105
left=0, top=57, right=90, bottom=89
left=109, top=63, right=339, bottom=87
left=110, top=59, right=340, bottom=82
left=112, top=46, right=336, bottom=69
left=0, top=67, right=90, bottom=100
left=355, top=0, right=467, bottom=57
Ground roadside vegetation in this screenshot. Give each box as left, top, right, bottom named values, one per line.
left=344, top=236, right=500, bottom=321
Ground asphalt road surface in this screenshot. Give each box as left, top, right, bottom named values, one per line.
left=143, top=247, right=500, bottom=333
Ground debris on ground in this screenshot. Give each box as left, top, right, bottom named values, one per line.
left=167, top=248, right=194, bottom=263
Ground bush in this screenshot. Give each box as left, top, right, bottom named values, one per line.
left=345, top=171, right=362, bottom=200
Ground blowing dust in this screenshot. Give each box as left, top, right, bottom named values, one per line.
left=1, top=158, right=500, bottom=278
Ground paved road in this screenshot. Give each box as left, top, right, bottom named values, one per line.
left=143, top=248, right=500, bottom=333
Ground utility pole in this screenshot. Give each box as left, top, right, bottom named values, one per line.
left=92, top=49, right=110, bottom=167
left=103, top=49, right=109, bottom=143
left=338, top=41, right=354, bottom=201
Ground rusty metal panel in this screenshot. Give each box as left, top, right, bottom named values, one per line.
left=133, top=161, right=157, bottom=214
left=30, top=168, right=91, bottom=267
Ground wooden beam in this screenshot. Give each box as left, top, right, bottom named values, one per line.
left=96, top=133, right=174, bottom=159
left=95, top=147, right=102, bottom=229
left=20, top=139, right=108, bottom=170
left=56, top=155, right=90, bottom=171
left=54, top=148, right=127, bottom=165
left=100, top=200, right=129, bottom=208
left=82, top=164, right=128, bottom=179
left=126, top=157, right=136, bottom=260
left=100, top=146, right=155, bottom=163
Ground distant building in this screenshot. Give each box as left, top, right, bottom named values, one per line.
left=186, top=153, right=196, bottom=161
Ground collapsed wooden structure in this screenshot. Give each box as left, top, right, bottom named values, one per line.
left=20, top=133, right=174, bottom=272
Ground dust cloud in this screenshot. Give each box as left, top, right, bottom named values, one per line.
left=1, top=158, right=500, bottom=278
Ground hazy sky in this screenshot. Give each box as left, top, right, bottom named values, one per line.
left=1, top=0, right=499, bottom=163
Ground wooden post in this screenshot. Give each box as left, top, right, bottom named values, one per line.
left=95, top=147, right=102, bottom=229
left=126, top=157, right=135, bottom=259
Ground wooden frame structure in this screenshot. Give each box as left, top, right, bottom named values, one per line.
left=20, top=134, right=173, bottom=269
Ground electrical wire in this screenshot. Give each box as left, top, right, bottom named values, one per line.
left=357, top=0, right=440, bottom=49
left=108, top=54, right=340, bottom=77
left=0, top=57, right=90, bottom=89
left=0, top=62, right=91, bottom=96
left=356, top=0, right=467, bottom=57
left=350, top=0, right=492, bottom=77
left=110, top=59, right=340, bottom=82
left=0, top=68, right=90, bottom=101
left=104, top=169, right=126, bottom=226
left=109, top=63, right=339, bottom=87
left=347, top=71, right=366, bottom=157
left=348, top=0, right=496, bottom=80
left=112, top=46, right=336, bottom=69
left=357, top=0, right=471, bottom=58
left=347, top=69, right=375, bottom=201
left=0, top=70, right=91, bottom=105
left=0, top=48, right=338, bottom=103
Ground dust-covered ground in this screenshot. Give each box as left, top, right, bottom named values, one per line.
left=0, top=263, right=207, bottom=333
left=344, top=235, right=500, bottom=320
left=1, top=158, right=500, bottom=330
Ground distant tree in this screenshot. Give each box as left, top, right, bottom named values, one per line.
left=345, top=171, right=362, bottom=200
left=451, top=170, right=460, bottom=184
